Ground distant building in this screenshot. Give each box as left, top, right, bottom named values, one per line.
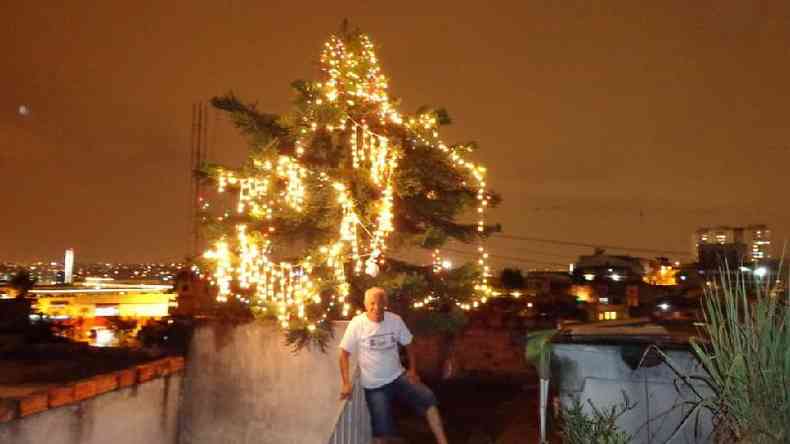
left=569, top=251, right=664, bottom=317
left=583, top=303, right=630, bottom=322
left=64, top=249, right=74, bottom=284
left=697, top=243, right=746, bottom=270
left=642, top=257, right=678, bottom=286
left=31, top=283, right=175, bottom=319
left=525, top=271, right=572, bottom=299
left=693, top=225, right=771, bottom=265
left=571, top=251, right=646, bottom=286
left=748, top=226, right=771, bottom=262
left=30, top=282, right=175, bottom=347
left=651, top=293, right=702, bottom=322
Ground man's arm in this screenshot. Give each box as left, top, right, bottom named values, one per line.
left=404, top=342, right=421, bottom=385
left=339, top=348, right=353, bottom=400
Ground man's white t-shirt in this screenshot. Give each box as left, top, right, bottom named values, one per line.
left=339, top=312, right=413, bottom=389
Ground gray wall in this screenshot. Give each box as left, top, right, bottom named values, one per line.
left=553, top=343, right=713, bottom=444
left=0, top=374, right=182, bottom=444
left=179, top=321, right=355, bottom=444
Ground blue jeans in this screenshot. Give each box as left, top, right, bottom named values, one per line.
left=363, top=372, right=438, bottom=437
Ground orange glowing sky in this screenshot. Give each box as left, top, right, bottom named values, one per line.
left=2, top=1, right=789, bottom=268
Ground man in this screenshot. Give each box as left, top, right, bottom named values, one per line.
left=339, top=287, right=449, bottom=444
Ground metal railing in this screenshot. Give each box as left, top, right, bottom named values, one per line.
left=327, top=371, right=371, bottom=444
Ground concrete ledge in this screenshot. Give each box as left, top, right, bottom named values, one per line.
left=136, top=363, right=156, bottom=382
left=166, top=356, right=185, bottom=373
left=154, top=358, right=170, bottom=376
left=0, top=356, right=185, bottom=424
left=48, top=385, right=75, bottom=408
left=117, top=368, right=136, bottom=388
left=0, top=400, right=16, bottom=422
left=92, top=373, right=118, bottom=395
left=74, top=379, right=97, bottom=401
left=19, top=392, right=48, bottom=417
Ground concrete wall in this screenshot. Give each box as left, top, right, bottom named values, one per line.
left=179, top=321, right=355, bottom=444
left=553, top=343, right=713, bottom=444
left=0, top=359, right=183, bottom=444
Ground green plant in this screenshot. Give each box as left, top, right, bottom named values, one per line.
left=526, top=329, right=556, bottom=379
left=686, top=269, right=790, bottom=443
left=560, top=393, right=634, bottom=444
left=197, top=25, right=501, bottom=352
left=284, top=319, right=334, bottom=353
left=407, top=308, right=468, bottom=336
left=526, top=329, right=558, bottom=443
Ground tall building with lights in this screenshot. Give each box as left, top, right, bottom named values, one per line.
left=693, top=225, right=771, bottom=265
left=64, top=249, right=74, bottom=284
left=746, top=225, right=771, bottom=262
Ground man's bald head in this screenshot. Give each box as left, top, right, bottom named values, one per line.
left=364, top=287, right=387, bottom=304
left=364, top=287, right=387, bottom=322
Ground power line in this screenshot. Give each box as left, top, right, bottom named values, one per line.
left=442, top=247, right=569, bottom=267
left=491, top=234, right=691, bottom=257
left=508, top=247, right=579, bottom=260
left=447, top=242, right=576, bottom=260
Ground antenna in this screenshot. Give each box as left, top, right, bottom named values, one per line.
left=189, top=102, right=209, bottom=258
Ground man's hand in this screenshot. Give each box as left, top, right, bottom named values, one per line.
left=340, top=382, right=353, bottom=400
left=406, top=369, right=421, bottom=385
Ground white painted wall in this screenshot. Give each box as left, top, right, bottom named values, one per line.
left=0, top=375, right=182, bottom=444
left=179, top=321, right=359, bottom=444
left=553, top=343, right=713, bottom=444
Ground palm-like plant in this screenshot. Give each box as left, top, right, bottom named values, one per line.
left=688, top=269, right=790, bottom=443
left=526, top=329, right=557, bottom=443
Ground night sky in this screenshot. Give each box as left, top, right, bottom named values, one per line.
left=2, top=1, right=789, bottom=268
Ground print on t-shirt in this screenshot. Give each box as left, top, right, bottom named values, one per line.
left=365, top=333, right=397, bottom=350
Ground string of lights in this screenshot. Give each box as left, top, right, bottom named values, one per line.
left=201, top=32, right=494, bottom=333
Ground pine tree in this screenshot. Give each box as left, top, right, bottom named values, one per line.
left=198, top=26, right=500, bottom=348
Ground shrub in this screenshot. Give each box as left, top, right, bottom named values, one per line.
left=688, top=270, right=790, bottom=443
left=560, top=393, right=634, bottom=444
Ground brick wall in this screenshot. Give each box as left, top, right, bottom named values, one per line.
left=411, top=325, right=534, bottom=381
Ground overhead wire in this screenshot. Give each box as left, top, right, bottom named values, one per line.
left=490, top=233, right=691, bottom=257
left=441, top=247, right=568, bottom=268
